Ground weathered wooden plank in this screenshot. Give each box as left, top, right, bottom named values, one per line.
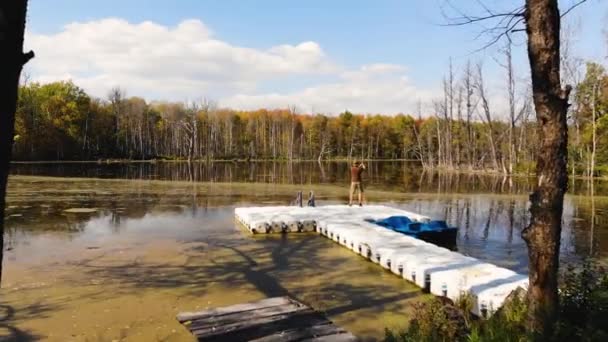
left=189, top=307, right=318, bottom=335
left=176, top=297, right=292, bottom=323
left=251, top=321, right=357, bottom=341
left=190, top=310, right=330, bottom=341
left=309, top=333, right=358, bottom=341
left=178, top=297, right=357, bottom=341
left=187, top=301, right=308, bottom=331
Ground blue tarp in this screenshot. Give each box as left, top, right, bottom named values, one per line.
left=370, top=216, right=452, bottom=236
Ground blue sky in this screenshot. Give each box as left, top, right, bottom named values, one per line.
left=24, top=0, right=607, bottom=114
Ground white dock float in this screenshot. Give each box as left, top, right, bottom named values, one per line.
left=234, top=205, right=528, bottom=317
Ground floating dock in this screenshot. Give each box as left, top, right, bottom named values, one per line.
left=177, top=296, right=357, bottom=341
left=235, top=205, right=528, bottom=317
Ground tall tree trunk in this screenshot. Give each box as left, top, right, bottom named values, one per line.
left=448, top=59, right=455, bottom=168
left=476, top=63, right=500, bottom=171
left=0, top=0, right=34, bottom=284
left=521, top=0, right=571, bottom=335
left=441, top=79, right=451, bottom=168
left=435, top=114, right=442, bottom=167
left=590, top=80, right=600, bottom=178
left=506, top=38, right=516, bottom=175
left=289, top=106, right=296, bottom=161
left=456, top=85, right=463, bottom=168
left=464, top=61, right=475, bottom=169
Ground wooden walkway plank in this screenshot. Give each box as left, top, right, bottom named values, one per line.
left=177, top=296, right=357, bottom=341
left=251, top=322, right=354, bottom=341
left=190, top=310, right=326, bottom=341
left=187, top=303, right=310, bottom=331
left=177, top=297, right=292, bottom=323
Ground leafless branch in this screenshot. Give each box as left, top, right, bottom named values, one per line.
left=441, top=0, right=589, bottom=50
left=561, top=0, right=588, bottom=18
left=441, top=4, right=524, bottom=27
left=476, top=17, right=525, bottom=52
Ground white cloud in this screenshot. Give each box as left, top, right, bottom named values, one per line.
left=222, top=64, right=434, bottom=114
left=24, top=18, right=433, bottom=114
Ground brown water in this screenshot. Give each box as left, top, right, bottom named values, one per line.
left=2, top=161, right=607, bottom=341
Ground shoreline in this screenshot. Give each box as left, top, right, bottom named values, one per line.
left=10, top=158, right=419, bottom=164
left=10, top=159, right=608, bottom=181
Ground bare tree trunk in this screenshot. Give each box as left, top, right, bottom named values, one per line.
left=475, top=63, right=500, bottom=171
left=590, top=80, right=600, bottom=178
left=448, top=59, right=455, bottom=169
left=456, top=85, right=463, bottom=168
left=426, top=132, right=435, bottom=168
left=0, top=0, right=34, bottom=284
left=413, top=114, right=428, bottom=169
left=517, top=94, right=532, bottom=166
left=464, top=61, right=475, bottom=169
left=317, top=143, right=326, bottom=163
left=435, top=111, right=443, bottom=167
left=574, top=118, right=580, bottom=176
left=289, top=105, right=296, bottom=161
left=441, top=79, right=451, bottom=168
left=505, top=37, right=517, bottom=175
left=521, top=0, right=571, bottom=335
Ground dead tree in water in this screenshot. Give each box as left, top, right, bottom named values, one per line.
left=463, top=61, right=477, bottom=169
left=0, top=0, right=34, bottom=284
left=474, top=63, right=501, bottom=171
left=288, top=105, right=297, bottom=161
left=504, top=38, right=517, bottom=175
left=413, top=101, right=430, bottom=169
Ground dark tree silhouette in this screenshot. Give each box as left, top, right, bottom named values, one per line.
left=0, top=0, right=34, bottom=283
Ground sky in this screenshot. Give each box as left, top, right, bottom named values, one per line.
left=24, top=0, right=607, bottom=115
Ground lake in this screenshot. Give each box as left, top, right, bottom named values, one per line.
left=2, top=161, right=607, bottom=341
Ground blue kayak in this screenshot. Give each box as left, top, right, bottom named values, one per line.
left=366, top=216, right=458, bottom=248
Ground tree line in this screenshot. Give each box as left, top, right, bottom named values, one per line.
left=14, top=82, right=419, bottom=162
left=13, top=58, right=606, bottom=178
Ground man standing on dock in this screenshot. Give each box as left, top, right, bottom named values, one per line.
left=349, top=161, right=366, bottom=206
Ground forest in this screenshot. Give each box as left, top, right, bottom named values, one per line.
left=13, top=59, right=607, bottom=177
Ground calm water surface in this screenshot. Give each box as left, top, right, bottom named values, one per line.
left=11, top=160, right=608, bottom=195
left=8, top=161, right=608, bottom=267
left=2, top=161, right=607, bottom=341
